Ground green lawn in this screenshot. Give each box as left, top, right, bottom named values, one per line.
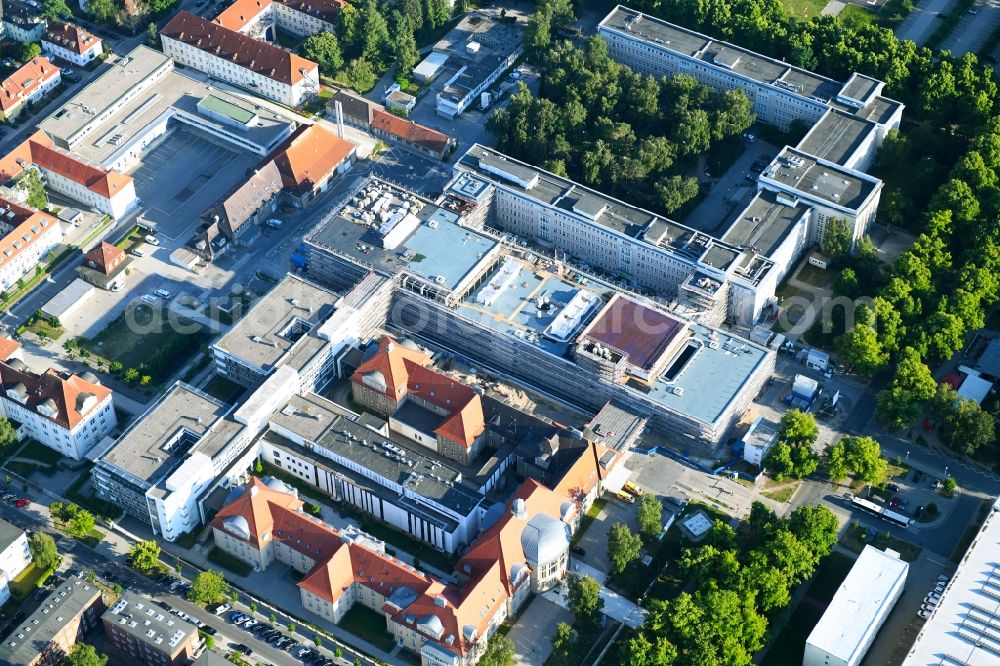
left=838, top=3, right=875, bottom=25
left=762, top=484, right=797, bottom=503
left=9, top=563, right=50, bottom=601
left=80, top=303, right=211, bottom=384
left=16, top=440, right=62, bottom=466
left=66, top=468, right=124, bottom=520
left=805, top=552, right=855, bottom=603
left=208, top=546, right=253, bottom=577
left=338, top=605, right=396, bottom=652
left=761, top=603, right=824, bottom=666
left=781, top=0, right=829, bottom=20
left=840, top=523, right=921, bottom=561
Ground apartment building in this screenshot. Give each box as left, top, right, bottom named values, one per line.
left=0, top=338, right=116, bottom=460
left=0, top=197, right=63, bottom=292
left=0, top=56, right=60, bottom=122
left=0, top=576, right=104, bottom=666
left=103, top=591, right=203, bottom=665
left=212, top=472, right=591, bottom=665
left=0, top=519, right=30, bottom=607
left=42, top=21, right=102, bottom=66
left=202, top=160, right=284, bottom=246
left=326, top=90, right=456, bottom=159
left=2, top=3, right=45, bottom=44
left=161, top=11, right=319, bottom=107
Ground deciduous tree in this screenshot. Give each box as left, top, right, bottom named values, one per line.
left=567, top=573, right=604, bottom=628
left=29, top=533, right=58, bottom=570
left=608, top=522, right=642, bottom=575
left=129, top=540, right=161, bottom=571
left=187, top=570, right=229, bottom=605
left=636, top=493, right=663, bottom=537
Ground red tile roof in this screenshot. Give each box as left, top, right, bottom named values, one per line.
left=82, top=242, right=125, bottom=275
left=163, top=11, right=317, bottom=86
left=210, top=477, right=304, bottom=550
left=0, top=352, right=112, bottom=430
left=370, top=110, right=452, bottom=156
left=42, top=21, right=101, bottom=56
left=274, top=0, right=345, bottom=24
left=0, top=197, right=60, bottom=280
left=0, top=131, right=133, bottom=200
left=266, top=124, right=355, bottom=196
left=351, top=337, right=485, bottom=448
left=214, top=0, right=272, bottom=31
left=0, top=57, right=60, bottom=113
left=0, top=338, right=20, bottom=362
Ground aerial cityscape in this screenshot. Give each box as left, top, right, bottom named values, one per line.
left=0, top=0, right=992, bottom=663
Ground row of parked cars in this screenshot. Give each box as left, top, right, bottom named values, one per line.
left=919, top=574, right=952, bottom=619
left=228, top=611, right=309, bottom=657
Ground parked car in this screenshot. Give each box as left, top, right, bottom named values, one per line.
left=886, top=483, right=900, bottom=492
left=938, top=574, right=952, bottom=583
left=15, top=499, right=28, bottom=508
left=265, top=218, right=283, bottom=228
left=154, top=288, right=171, bottom=299
left=931, top=479, right=941, bottom=490
left=144, top=235, right=160, bottom=246
left=234, top=644, right=253, bottom=656
left=213, top=603, right=231, bottom=615
left=229, top=611, right=246, bottom=622
left=129, top=247, right=145, bottom=257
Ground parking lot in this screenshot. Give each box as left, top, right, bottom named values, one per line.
left=129, top=126, right=259, bottom=241
left=573, top=495, right=643, bottom=576
left=682, top=137, right=782, bottom=235
left=368, top=146, right=453, bottom=196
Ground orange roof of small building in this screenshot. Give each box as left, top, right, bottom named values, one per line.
left=0, top=57, right=60, bottom=112
left=163, top=12, right=317, bottom=86
left=214, top=0, right=273, bottom=31
left=43, top=21, right=102, bottom=56
left=82, top=242, right=125, bottom=275
left=266, top=124, right=356, bottom=195
left=553, top=442, right=619, bottom=505
left=370, top=109, right=452, bottom=155
left=0, top=338, right=20, bottom=362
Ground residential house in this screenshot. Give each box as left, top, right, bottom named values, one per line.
left=42, top=21, right=102, bottom=67
left=0, top=196, right=63, bottom=293
left=77, top=241, right=129, bottom=290
left=370, top=109, right=455, bottom=160
left=267, top=123, right=356, bottom=207
left=0, top=57, right=61, bottom=122
left=0, top=519, right=30, bottom=607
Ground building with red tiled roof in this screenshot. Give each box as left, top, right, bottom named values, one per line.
left=0, top=57, right=61, bottom=121
left=370, top=109, right=456, bottom=160
left=0, top=339, right=116, bottom=460
left=0, top=196, right=63, bottom=294
left=42, top=21, right=103, bottom=67
left=351, top=336, right=487, bottom=465
left=161, top=11, right=319, bottom=108
left=265, top=124, right=356, bottom=207
left=78, top=241, right=130, bottom=290
left=212, top=473, right=581, bottom=665
left=0, top=132, right=137, bottom=220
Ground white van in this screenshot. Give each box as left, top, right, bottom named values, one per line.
left=154, top=288, right=171, bottom=299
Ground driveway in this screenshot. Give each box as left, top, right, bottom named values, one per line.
left=543, top=579, right=648, bottom=629
left=573, top=497, right=641, bottom=574
left=895, top=0, right=954, bottom=45
left=507, top=596, right=572, bottom=665
left=938, top=0, right=1000, bottom=55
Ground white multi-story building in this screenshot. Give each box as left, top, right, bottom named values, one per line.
left=0, top=56, right=60, bottom=122
left=740, top=415, right=778, bottom=467
left=0, top=197, right=63, bottom=292
left=0, top=519, right=30, bottom=606
left=432, top=13, right=523, bottom=119
left=597, top=6, right=903, bottom=136
left=214, top=0, right=343, bottom=38
left=0, top=339, right=116, bottom=460
left=161, top=11, right=319, bottom=107
left=42, top=21, right=103, bottom=67
left=806, top=545, right=908, bottom=666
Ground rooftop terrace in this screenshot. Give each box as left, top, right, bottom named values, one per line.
left=213, top=274, right=338, bottom=372
left=305, top=178, right=500, bottom=293
left=762, top=147, right=880, bottom=211
left=99, top=383, right=231, bottom=485
left=268, top=393, right=485, bottom=518
left=722, top=190, right=810, bottom=257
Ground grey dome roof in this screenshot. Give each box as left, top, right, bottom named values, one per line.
left=560, top=501, right=574, bottom=520
left=510, top=562, right=528, bottom=584
left=361, top=370, right=387, bottom=393
left=223, top=515, right=251, bottom=541
left=416, top=614, right=445, bottom=639
left=263, top=476, right=292, bottom=494
left=520, top=513, right=569, bottom=568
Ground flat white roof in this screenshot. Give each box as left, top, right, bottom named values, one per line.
left=903, top=500, right=1000, bottom=665
left=807, top=545, right=908, bottom=664
left=959, top=373, right=993, bottom=405
left=414, top=52, right=448, bottom=78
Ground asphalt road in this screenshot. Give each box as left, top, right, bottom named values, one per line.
left=938, top=0, right=1000, bottom=55
left=895, top=0, right=954, bottom=45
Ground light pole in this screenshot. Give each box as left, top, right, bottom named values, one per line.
left=905, top=450, right=909, bottom=462
left=944, top=466, right=949, bottom=481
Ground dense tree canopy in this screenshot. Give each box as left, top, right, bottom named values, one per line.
left=488, top=38, right=753, bottom=215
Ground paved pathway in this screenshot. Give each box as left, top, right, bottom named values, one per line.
left=939, top=0, right=1000, bottom=55
left=895, top=0, right=954, bottom=45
